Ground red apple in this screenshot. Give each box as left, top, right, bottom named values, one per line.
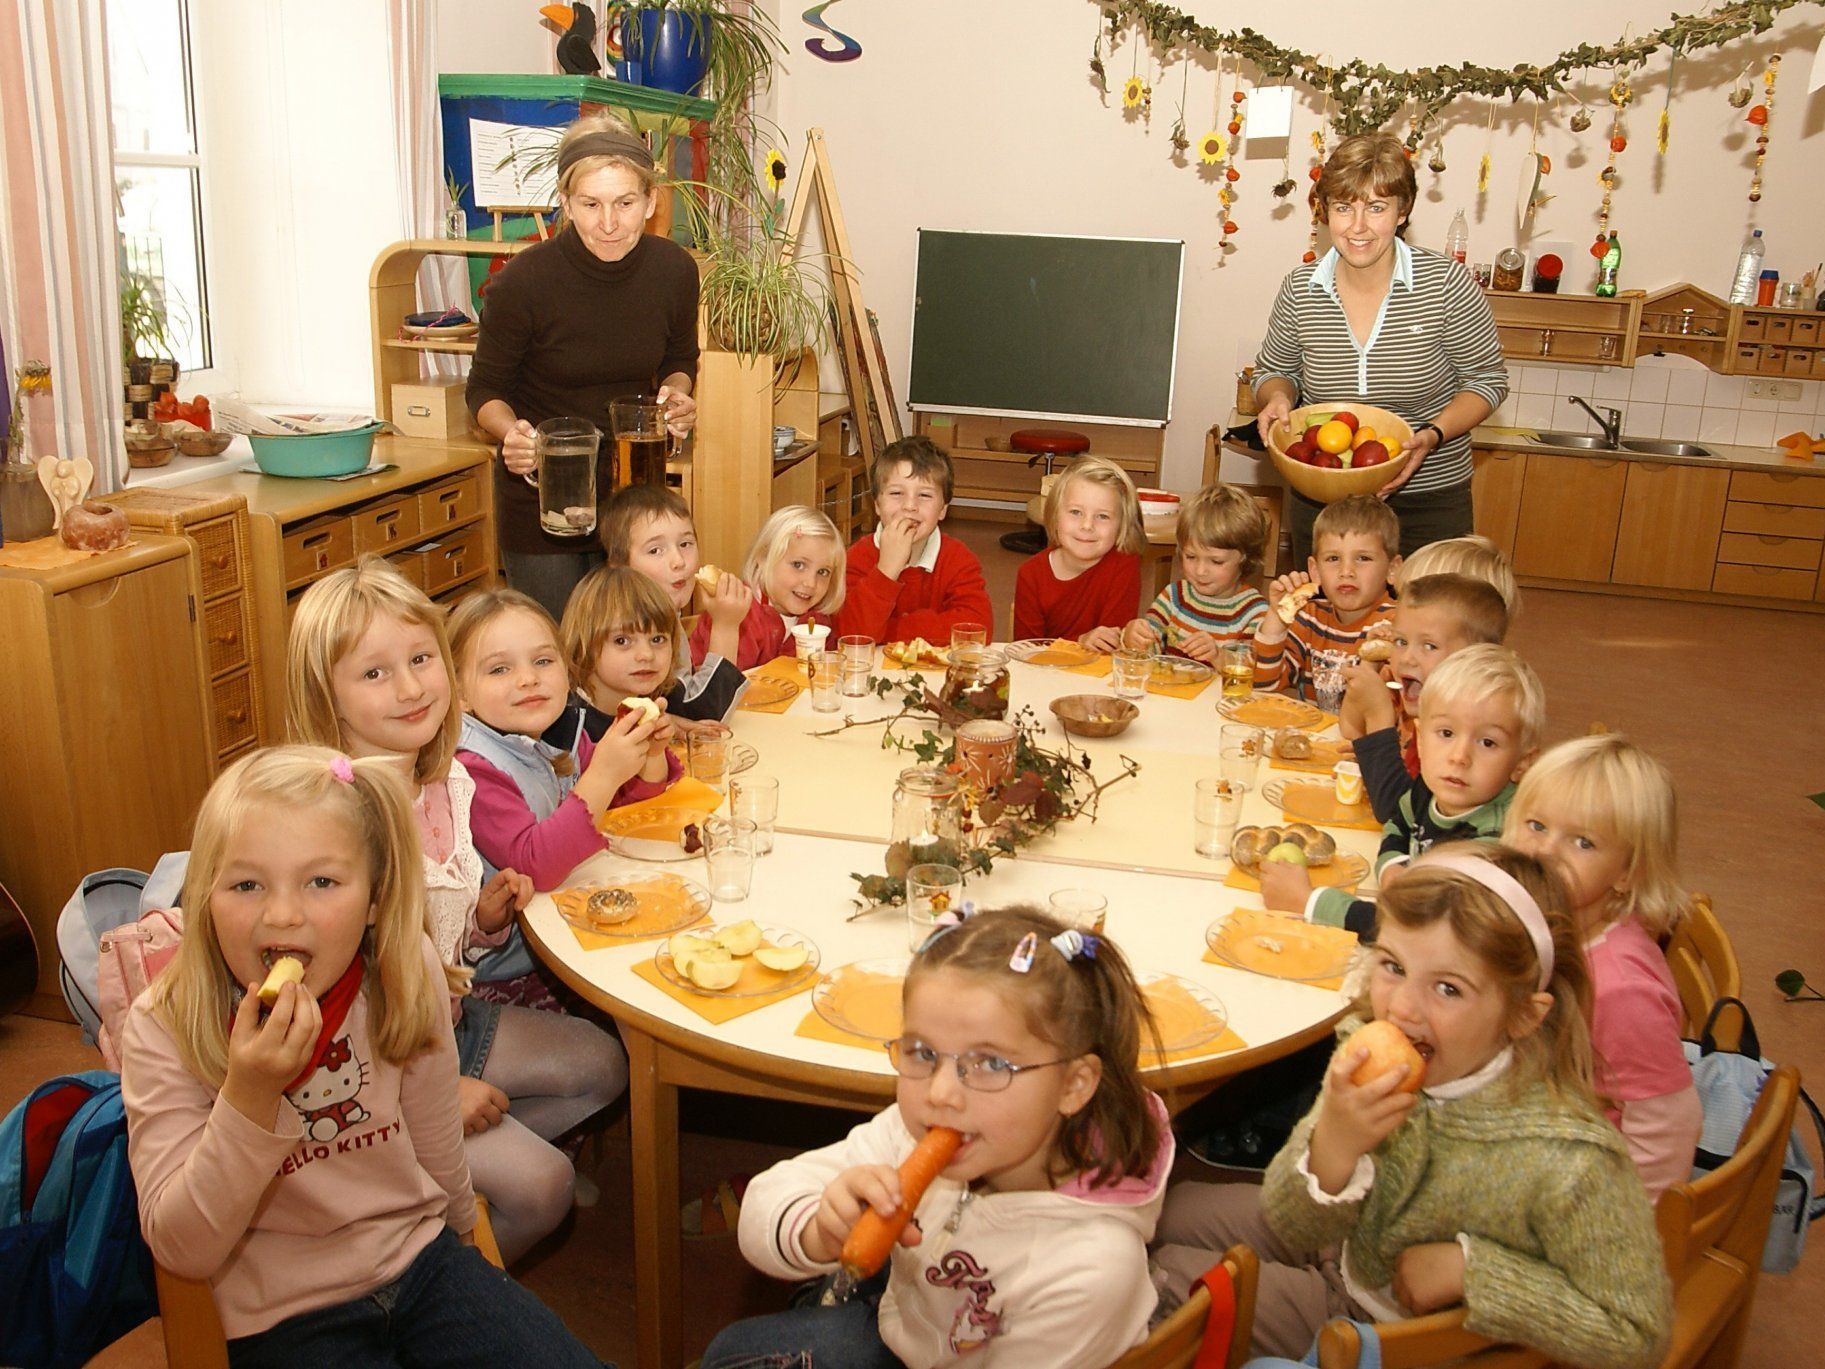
left=1332, top=410, right=1360, bottom=433
left=1352, top=440, right=1391, bottom=467
left=1302, top=424, right=1325, bottom=447
left=1284, top=440, right=1316, bottom=463
left=1311, top=451, right=1345, bottom=469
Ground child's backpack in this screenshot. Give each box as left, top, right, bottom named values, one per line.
left=1685, top=997, right=1825, bottom=1273
left=56, top=854, right=189, bottom=1054
left=0, top=1071, right=157, bottom=1368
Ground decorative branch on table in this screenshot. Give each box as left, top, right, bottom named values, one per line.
left=825, top=678, right=1142, bottom=912
left=1775, top=969, right=1825, bottom=1002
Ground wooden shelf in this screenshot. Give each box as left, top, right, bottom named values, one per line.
left=381, top=337, right=479, bottom=355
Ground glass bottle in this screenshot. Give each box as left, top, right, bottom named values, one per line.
left=1595, top=233, right=1621, bottom=298
left=1492, top=248, right=1524, bottom=292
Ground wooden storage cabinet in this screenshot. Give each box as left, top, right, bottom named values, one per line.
left=1483, top=289, right=1642, bottom=367
left=0, top=539, right=214, bottom=1017
left=919, top=410, right=1164, bottom=520
left=1726, top=304, right=1825, bottom=377
left=1610, top=462, right=1728, bottom=591
left=1511, top=453, right=1627, bottom=581
left=1716, top=469, right=1825, bottom=602
left=1470, top=448, right=1526, bottom=559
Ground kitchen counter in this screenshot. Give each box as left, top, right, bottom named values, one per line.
left=1470, top=425, right=1824, bottom=478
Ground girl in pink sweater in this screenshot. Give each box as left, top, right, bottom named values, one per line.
left=1505, top=734, right=1701, bottom=1199
left=119, top=747, right=600, bottom=1364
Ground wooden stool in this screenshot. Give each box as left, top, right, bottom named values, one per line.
left=1000, top=428, right=1091, bottom=554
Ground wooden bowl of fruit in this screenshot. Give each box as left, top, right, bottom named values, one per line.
left=1050, top=694, right=1139, bottom=738
left=1266, top=403, right=1415, bottom=503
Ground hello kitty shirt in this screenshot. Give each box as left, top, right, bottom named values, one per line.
left=121, top=936, right=475, bottom=1339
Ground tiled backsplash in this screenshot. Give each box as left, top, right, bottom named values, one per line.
left=1491, top=354, right=1825, bottom=449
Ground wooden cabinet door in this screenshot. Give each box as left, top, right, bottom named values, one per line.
left=1471, top=449, right=1526, bottom=559
left=1611, top=462, right=1729, bottom=591
left=1511, top=453, right=1628, bottom=582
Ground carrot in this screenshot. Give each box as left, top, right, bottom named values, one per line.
left=838, top=1125, right=963, bottom=1279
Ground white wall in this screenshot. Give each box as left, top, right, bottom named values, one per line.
left=769, top=0, right=1825, bottom=489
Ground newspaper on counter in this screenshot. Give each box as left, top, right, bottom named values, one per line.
left=211, top=397, right=384, bottom=436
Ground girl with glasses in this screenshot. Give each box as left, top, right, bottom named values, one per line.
left=702, top=906, right=1171, bottom=1367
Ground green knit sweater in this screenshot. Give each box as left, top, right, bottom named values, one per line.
left=1262, top=1052, right=1672, bottom=1369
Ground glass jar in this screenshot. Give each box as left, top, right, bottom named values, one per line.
left=941, top=646, right=1011, bottom=722
left=1492, top=248, right=1524, bottom=292
left=890, top=766, right=962, bottom=870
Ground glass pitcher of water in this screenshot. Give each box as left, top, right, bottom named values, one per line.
left=530, top=417, right=599, bottom=537
left=608, top=397, right=672, bottom=491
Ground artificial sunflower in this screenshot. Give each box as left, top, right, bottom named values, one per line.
left=1197, top=130, right=1228, bottom=165
left=16, top=360, right=51, bottom=396
left=1123, top=76, right=1144, bottom=109
left=764, top=148, right=788, bottom=192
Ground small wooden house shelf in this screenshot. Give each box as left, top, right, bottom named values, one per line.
left=1636, top=284, right=1730, bottom=367
left=1724, top=303, right=1825, bottom=380
left=1482, top=288, right=1643, bottom=368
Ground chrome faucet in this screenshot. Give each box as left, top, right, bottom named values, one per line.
left=1566, top=396, right=1623, bottom=447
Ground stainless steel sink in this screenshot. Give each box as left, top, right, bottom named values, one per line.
left=1620, top=439, right=1712, bottom=458
left=1526, top=431, right=1617, bottom=449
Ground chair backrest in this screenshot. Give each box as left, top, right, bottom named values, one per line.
left=1664, top=894, right=1741, bottom=1046
left=1658, top=1063, right=1800, bottom=1283
left=155, top=1196, right=505, bottom=1367
left=1316, top=1311, right=1548, bottom=1369
left=1110, top=1244, right=1258, bottom=1369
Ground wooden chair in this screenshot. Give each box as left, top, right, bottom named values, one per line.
left=1655, top=1064, right=1798, bottom=1369
left=1110, top=1244, right=1258, bottom=1369
left=154, top=1196, right=505, bottom=1368
left=1311, top=1067, right=1801, bottom=1369
left=1664, top=894, right=1742, bottom=1045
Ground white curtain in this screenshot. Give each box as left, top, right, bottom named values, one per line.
left=0, top=0, right=124, bottom=491
left=387, top=0, right=465, bottom=380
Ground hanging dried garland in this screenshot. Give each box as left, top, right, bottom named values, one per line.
left=1219, top=56, right=1245, bottom=242
left=1746, top=54, right=1780, bottom=202
left=1593, top=70, right=1633, bottom=257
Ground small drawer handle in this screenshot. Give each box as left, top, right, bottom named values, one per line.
left=211, top=629, right=239, bottom=647
left=210, top=553, right=231, bottom=570
left=226, top=708, right=248, bottom=724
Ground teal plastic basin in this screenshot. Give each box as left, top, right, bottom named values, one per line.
left=247, top=423, right=383, bottom=478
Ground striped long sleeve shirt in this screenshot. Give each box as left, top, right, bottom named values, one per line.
left=1253, top=241, right=1508, bottom=496
left=1253, top=595, right=1397, bottom=701
left=1140, top=582, right=1267, bottom=652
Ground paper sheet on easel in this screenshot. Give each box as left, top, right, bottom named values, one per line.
left=468, top=119, right=560, bottom=208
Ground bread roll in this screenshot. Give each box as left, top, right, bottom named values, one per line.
left=1275, top=582, right=1320, bottom=625
left=1275, top=728, right=1313, bottom=760
left=258, top=956, right=305, bottom=1005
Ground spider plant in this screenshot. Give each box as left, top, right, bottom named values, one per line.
left=119, top=269, right=182, bottom=368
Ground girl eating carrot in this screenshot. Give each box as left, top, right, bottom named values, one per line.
left=703, top=906, right=1173, bottom=1367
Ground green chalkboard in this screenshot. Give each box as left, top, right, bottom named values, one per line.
left=908, top=230, right=1183, bottom=425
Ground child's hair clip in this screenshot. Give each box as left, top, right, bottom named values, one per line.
left=1008, top=932, right=1039, bottom=974
left=1050, top=929, right=1099, bottom=962
left=329, top=754, right=355, bottom=785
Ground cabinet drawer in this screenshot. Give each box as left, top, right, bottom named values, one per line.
left=422, top=527, right=484, bottom=595
left=1814, top=350, right=1825, bottom=380
left=1716, top=531, right=1822, bottom=571
left=1729, top=471, right=1825, bottom=508
left=190, top=517, right=243, bottom=600
left=1739, top=315, right=1767, bottom=341
left=352, top=494, right=423, bottom=556
left=1766, top=316, right=1794, bottom=344
left=1723, top=500, right=1825, bottom=539
left=211, top=668, right=259, bottom=753
left=1733, top=345, right=1761, bottom=371
left=386, top=547, right=430, bottom=591
left=202, top=595, right=251, bottom=678
left=417, top=472, right=483, bottom=530
left=1759, top=347, right=1787, bottom=375
left=1794, top=318, right=1821, bottom=347
left=281, top=515, right=356, bottom=588
left=1712, top=562, right=1816, bottom=600
left=1785, top=348, right=1815, bottom=377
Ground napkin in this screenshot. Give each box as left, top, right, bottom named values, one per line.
left=632, top=957, right=821, bottom=1024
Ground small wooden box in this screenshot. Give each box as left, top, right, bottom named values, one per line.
left=1766, top=316, right=1794, bottom=344
left=1784, top=348, right=1815, bottom=377
left=1760, top=347, right=1788, bottom=375
left=1791, top=317, right=1820, bottom=347
left=1739, top=314, right=1767, bottom=341
left=390, top=378, right=470, bottom=440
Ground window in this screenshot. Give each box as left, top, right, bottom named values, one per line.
left=107, top=0, right=212, bottom=373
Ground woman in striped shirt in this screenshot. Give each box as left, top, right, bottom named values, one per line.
left=1253, top=133, right=1508, bottom=562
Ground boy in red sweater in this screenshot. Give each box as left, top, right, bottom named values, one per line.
left=838, top=435, right=993, bottom=644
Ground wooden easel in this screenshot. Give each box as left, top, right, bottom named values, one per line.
left=485, top=204, right=556, bottom=241
left=778, top=129, right=902, bottom=469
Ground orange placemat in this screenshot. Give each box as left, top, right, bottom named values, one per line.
left=631, top=957, right=822, bottom=1024
left=1268, top=737, right=1352, bottom=775
left=1273, top=782, right=1383, bottom=832
left=1204, top=910, right=1357, bottom=992
left=1202, top=947, right=1344, bottom=994
left=1142, top=978, right=1250, bottom=1063
left=736, top=657, right=805, bottom=713
left=1225, top=696, right=1334, bottom=731
left=0, top=535, right=137, bottom=571
left=551, top=878, right=711, bottom=951
left=1224, top=852, right=1370, bottom=894
left=1147, top=672, right=1216, bottom=701
left=795, top=1010, right=889, bottom=1052
left=595, top=777, right=724, bottom=839
left=1064, top=653, right=1115, bottom=679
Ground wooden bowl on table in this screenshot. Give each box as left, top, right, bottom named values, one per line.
left=1050, top=694, right=1139, bottom=738
left=1265, top=402, right=1414, bottom=503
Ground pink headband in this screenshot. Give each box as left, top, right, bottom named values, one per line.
left=1420, top=852, right=1555, bottom=991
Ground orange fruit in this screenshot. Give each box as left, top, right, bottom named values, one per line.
left=1351, top=426, right=1378, bottom=448
left=1382, top=436, right=1403, bottom=459
left=1315, top=421, right=1353, bottom=455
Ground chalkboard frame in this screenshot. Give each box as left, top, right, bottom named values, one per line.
left=907, top=229, right=1185, bottom=429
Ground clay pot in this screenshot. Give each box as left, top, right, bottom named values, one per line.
left=61, top=500, right=130, bottom=552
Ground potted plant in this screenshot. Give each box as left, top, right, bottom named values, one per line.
left=119, top=268, right=183, bottom=420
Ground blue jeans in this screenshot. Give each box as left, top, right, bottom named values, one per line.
left=701, top=1274, right=901, bottom=1369
left=226, top=1228, right=607, bottom=1368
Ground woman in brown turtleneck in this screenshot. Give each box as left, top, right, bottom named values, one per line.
left=467, top=113, right=700, bottom=619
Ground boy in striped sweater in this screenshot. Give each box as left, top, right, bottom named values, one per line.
left=1122, top=484, right=1269, bottom=660
left=1253, top=494, right=1398, bottom=701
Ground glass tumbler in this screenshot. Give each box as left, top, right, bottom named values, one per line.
left=1112, top=645, right=1155, bottom=700
left=702, top=816, right=757, bottom=902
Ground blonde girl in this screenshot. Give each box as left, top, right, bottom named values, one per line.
left=707, top=907, right=1173, bottom=1367
left=451, top=587, right=677, bottom=891
left=688, top=504, right=847, bottom=670
left=1396, top=533, right=1519, bottom=620
left=1505, top=734, right=1700, bottom=1199
left=120, top=747, right=600, bottom=1364
left=1156, top=844, right=1671, bottom=1367
left=1014, top=456, right=1144, bottom=649
left=287, top=560, right=627, bottom=1261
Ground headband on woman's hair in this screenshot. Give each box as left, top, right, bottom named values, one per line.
left=1420, top=852, right=1554, bottom=991
left=557, top=130, right=655, bottom=178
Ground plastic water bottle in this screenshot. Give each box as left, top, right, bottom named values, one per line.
left=1445, top=210, right=1469, bottom=265
left=1728, top=229, right=1765, bottom=305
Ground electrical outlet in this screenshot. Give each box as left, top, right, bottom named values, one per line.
left=1746, top=379, right=1804, bottom=402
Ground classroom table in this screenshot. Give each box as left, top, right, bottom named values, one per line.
left=520, top=655, right=1377, bottom=1369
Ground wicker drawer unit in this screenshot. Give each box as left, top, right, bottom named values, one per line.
left=111, top=488, right=266, bottom=769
